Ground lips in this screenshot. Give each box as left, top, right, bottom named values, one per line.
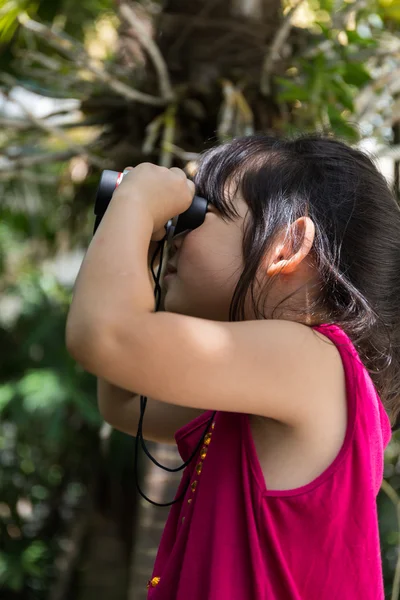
left=166, top=263, right=177, bottom=275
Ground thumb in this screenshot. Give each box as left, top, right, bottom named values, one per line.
left=151, top=227, right=167, bottom=242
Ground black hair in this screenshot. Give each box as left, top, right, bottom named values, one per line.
left=193, top=133, right=400, bottom=427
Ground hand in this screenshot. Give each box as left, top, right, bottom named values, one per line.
left=113, top=163, right=195, bottom=241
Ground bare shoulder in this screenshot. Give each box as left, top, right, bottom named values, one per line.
left=268, top=320, right=344, bottom=397
left=310, top=326, right=347, bottom=393
left=296, top=324, right=348, bottom=466
left=296, top=324, right=347, bottom=420
left=249, top=325, right=348, bottom=491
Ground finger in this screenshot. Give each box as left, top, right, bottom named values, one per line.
left=120, top=167, right=134, bottom=182
left=169, top=167, right=187, bottom=180
left=151, top=228, right=167, bottom=242
left=187, top=179, right=195, bottom=195
left=170, top=167, right=195, bottom=196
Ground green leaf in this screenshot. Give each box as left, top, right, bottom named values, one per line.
left=318, top=0, right=334, bottom=12
left=330, top=78, right=355, bottom=111
left=18, top=369, right=67, bottom=413
left=346, top=30, right=378, bottom=47
left=21, top=541, right=48, bottom=576
left=0, top=1, right=39, bottom=43
left=275, top=78, right=311, bottom=102
left=3, top=557, right=24, bottom=591
left=327, top=105, right=360, bottom=141
left=0, top=383, right=15, bottom=412
left=379, top=0, right=400, bottom=22
left=69, top=389, right=102, bottom=427
left=342, top=63, right=372, bottom=87
left=314, top=21, right=332, bottom=37
left=277, top=89, right=311, bottom=103
left=0, top=552, right=8, bottom=584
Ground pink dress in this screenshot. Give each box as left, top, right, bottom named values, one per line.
left=146, top=323, right=392, bottom=599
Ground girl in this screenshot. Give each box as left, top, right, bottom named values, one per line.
left=66, top=134, right=400, bottom=599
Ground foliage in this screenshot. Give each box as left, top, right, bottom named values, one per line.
left=274, top=0, right=399, bottom=142
left=0, top=269, right=102, bottom=596
left=0, top=0, right=114, bottom=45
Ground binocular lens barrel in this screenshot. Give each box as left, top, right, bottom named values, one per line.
left=94, top=169, right=209, bottom=237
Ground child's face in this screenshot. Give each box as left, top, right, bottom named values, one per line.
left=162, top=195, right=249, bottom=321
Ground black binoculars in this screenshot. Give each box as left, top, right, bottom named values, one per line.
left=94, top=169, right=209, bottom=239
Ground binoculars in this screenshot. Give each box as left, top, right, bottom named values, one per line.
left=94, top=169, right=209, bottom=239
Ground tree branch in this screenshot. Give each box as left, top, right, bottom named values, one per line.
left=0, top=116, right=96, bottom=131
left=0, top=117, right=35, bottom=130
left=0, top=150, right=78, bottom=172
left=119, top=3, right=174, bottom=102
left=17, top=12, right=166, bottom=107
left=0, top=171, right=58, bottom=184
left=0, top=74, right=106, bottom=169
left=162, top=144, right=199, bottom=162
left=16, top=48, right=64, bottom=72
left=260, top=0, right=306, bottom=96
left=160, top=105, right=176, bottom=167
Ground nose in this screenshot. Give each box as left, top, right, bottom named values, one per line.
left=166, top=233, right=183, bottom=264
left=170, top=231, right=188, bottom=254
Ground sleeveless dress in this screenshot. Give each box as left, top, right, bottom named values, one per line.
left=146, top=323, right=392, bottom=599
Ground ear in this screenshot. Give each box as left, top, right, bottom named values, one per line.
left=266, top=217, right=315, bottom=277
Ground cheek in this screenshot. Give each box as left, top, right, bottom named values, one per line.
left=180, top=228, right=242, bottom=292
left=164, top=223, right=244, bottom=319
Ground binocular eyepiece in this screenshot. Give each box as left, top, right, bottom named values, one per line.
left=94, top=169, right=209, bottom=239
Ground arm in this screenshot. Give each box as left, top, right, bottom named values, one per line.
left=97, top=380, right=203, bottom=444
left=96, top=239, right=203, bottom=443
left=66, top=164, right=332, bottom=426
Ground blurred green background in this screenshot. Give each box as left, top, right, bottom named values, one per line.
left=0, top=0, right=400, bottom=598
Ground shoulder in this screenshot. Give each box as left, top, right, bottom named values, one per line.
left=242, top=319, right=347, bottom=430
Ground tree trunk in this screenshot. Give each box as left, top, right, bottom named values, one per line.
left=91, top=0, right=284, bottom=171
left=68, top=432, right=137, bottom=600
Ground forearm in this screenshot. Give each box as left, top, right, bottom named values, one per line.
left=66, top=193, right=156, bottom=360
left=96, top=239, right=161, bottom=414
left=97, top=378, right=142, bottom=436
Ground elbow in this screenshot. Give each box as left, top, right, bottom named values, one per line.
left=66, top=333, right=87, bottom=366
left=97, top=401, right=114, bottom=426
left=66, top=331, right=102, bottom=376
left=65, top=299, right=102, bottom=359
left=97, top=381, right=114, bottom=424
left=65, top=311, right=86, bottom=361
left=97, top=393, right=130, bottom=434
left=65, top=313, right=119, bottom=381
left=65, top=312, right=103, bottom=369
